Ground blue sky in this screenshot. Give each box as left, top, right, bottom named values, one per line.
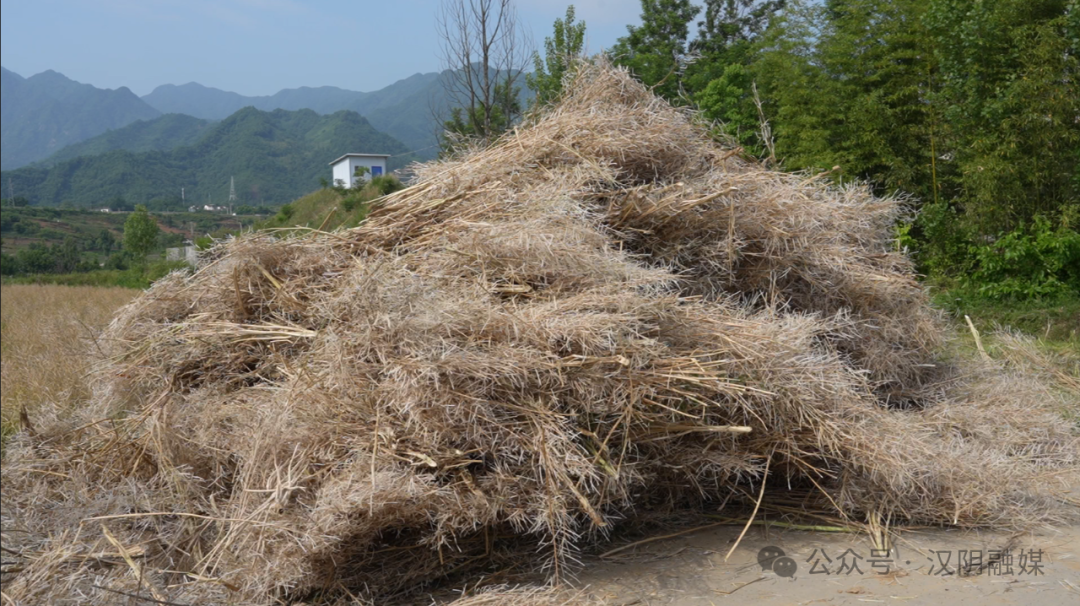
left=0, top=0, right=646, bottom=96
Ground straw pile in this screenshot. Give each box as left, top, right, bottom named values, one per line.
left=2, top=62, right=1077, bottom=605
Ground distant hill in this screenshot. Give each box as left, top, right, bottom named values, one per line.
left=1, top=67, right=162, bottom=169
left=36, top=114, right=214, bottom=167
left=142, top=82, right=368, bottom=118
left=141, top=69, right=532, bottom=159
left=2, top=107, right=412, bottom=208
left=141, top=73, right=446, bottom=157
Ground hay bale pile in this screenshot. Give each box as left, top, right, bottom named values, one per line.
left=3, top=63, right=1076, bottom=605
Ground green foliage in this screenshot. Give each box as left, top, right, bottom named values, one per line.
left=34, top=113, right=212, bottom=168
left=369, top=175, right=404, bottom=197
left=916, top=205, right=1080, bottom=301
left=340, top=195, right=362, bottom=213
left=611, top=0, right=701, bottom=102
left=926, top=0, right=1078, bottom=232
left=2, top=260, right=190, bottom=289
left=2, top=197, right=30, bottom=208
left=932, top=288, right=1080, bottom=346
left=682, top=1, right=785, bottom=95
left=752, top=0, right=935, bottom=194
left=0, top=240, right=94, bottom=275
left=914, top=201, right=973, bottom=278
left=341, top=175, right=403, bottom=215
left=275, top=204, right=295, bottom=223
left=695, top=63, right=763, bottom=154
left=122, top=205, right=160, bottom=260
left=966, top=217, right=1080, bottom=301
left=720, top=0, right=1077, bottom=296
left=442, top=80, right=522, bottom=154
left=694, top=1, right=787, bottom=55
left=527, top=6, right=588, bottom=107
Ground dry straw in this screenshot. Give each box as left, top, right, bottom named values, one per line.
left=2, top=61, right=1077, bottom=605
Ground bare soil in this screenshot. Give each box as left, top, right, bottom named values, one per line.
left=574, top=522, right=1080, bottom=606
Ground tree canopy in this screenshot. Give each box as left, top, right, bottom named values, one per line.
left=123, top=204, right=160, bottom=260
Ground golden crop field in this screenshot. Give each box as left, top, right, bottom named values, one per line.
left=0, top=284, right=135, bottom=437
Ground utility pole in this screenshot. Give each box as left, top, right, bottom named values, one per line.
left=228, top=177, right=237, bottom=215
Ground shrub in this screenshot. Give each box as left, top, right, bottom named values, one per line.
left=965, top=216, right=1080, bottom=301
left=341, top=194, right=362, bottom=213
left=369, top=175, right=404, bottom=197
left=274, top=204, right=295, bottom=224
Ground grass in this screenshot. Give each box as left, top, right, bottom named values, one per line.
left=258, top=180, right=402, bottom=232
left=2, top=260, right=191, bottom=289
left=0, top=284, right=136, bottom=445
left=931, top=286, right=1080, bottom=352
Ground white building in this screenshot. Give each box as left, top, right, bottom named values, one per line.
left=330, top=153, right=390, bottom=188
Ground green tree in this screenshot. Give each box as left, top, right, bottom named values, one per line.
left=682, top=0, right=786, bottom=94
left=926, top=0, right=1079, bottom=233
left=123, top=204, right=160, bottom=261
left=94, top=228, right=116, bottom=252
left=442, top=80, right=522, bottom=154
left=695, top=63, right=764, bottom=154
left=527, top=5, right=588, bottom=107
left=694, top=0, right=786, bottom=54
left=753, top=0, right=935, bottom=195
left=610, top=0, right=701, bottom=102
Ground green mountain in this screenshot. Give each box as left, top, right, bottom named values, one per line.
left=141, top=74, right=441, bottom=156
left=2, top=107, right=412, bottom=208
left=143, top=82, right=368, bottom=118
left=140, top=69, right=533, bottom=159
left=1, top=67, right=162, bottom=169
left=35, top=114, right=213, bottom=167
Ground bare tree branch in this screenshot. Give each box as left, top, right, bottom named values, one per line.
left=436, top=0, right=533, bottom=145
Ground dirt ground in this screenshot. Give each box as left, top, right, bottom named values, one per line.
left=572, top=521, right=1080, bottom=606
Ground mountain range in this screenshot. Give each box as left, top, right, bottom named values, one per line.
left=2, top=67, right=463, bottom=171
left=1, top=67, right=162, bottom=169
left=1, top=107, right=412, bottom=208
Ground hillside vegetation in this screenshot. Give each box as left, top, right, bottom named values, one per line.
left=35, top=113, right=214, bottom=167
left=260, top=175, right=405, bottom=232
left=1, top=108, right=413, bottom=208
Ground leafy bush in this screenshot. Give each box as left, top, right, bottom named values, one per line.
left=104, top=251, right=132, bottom=270
left=369, top=175, right=404, bottom=197
left=914, top=201, right=975, bottom=278
left=341, top=195, right=362, bottom=213
left=275, top=204, right=295, bottom=223
left=965, top=216, right=1080, bottom=301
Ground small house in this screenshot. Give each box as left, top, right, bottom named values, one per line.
left=330, top=153, right=390, bottom=188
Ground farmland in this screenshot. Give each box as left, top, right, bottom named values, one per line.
left=0, top=284, right=135, bottom=442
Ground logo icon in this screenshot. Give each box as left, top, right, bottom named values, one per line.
left=758, top=546, right=798, bottom=578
